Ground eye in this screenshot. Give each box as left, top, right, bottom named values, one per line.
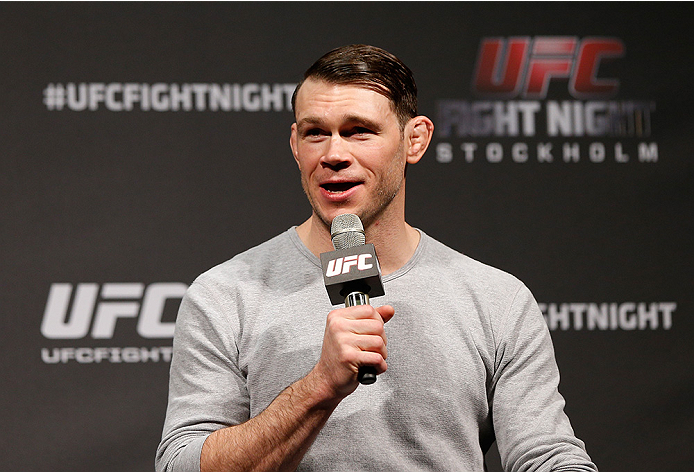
left=302, top=127, right=327, bottom=139
left=343, top=127, right=374, bottom=137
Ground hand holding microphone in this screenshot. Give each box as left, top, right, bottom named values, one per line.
left=320, top=214, right=388, bottom=385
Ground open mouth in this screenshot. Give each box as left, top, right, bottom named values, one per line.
left=320, top=181, right=361, bottom=193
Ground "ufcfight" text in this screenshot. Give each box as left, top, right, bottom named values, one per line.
left=41, top=346, right=173, bottom=364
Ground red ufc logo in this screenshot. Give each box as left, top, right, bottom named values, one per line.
left=473, top=37, right=624, bottom=99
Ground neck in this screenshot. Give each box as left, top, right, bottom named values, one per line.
left=295, top=210, right=420, bottom=276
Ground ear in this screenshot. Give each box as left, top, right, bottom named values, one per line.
left=405, top=116, right=434, bottom=165
left=289, top=123, right=301, bottom=168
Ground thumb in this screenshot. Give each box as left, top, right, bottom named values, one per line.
left=376, top=305, right=395, bottom=324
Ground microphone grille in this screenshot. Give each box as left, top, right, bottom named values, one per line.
left=331, top=213, right=365, bottom=249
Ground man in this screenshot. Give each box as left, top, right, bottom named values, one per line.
left=156, top=45, right=597, bottom=472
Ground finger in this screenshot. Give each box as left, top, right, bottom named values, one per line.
left=354, top=332, right=387, bottom=353
left=326, top=310, right=382, bottom=336
left=343, top=318, right=385, bottom=336
left=358, top=350, right=388, bottom=375
left=338, top=304, right=383, bottom=321
left=376, top=305, right=395, bottom=324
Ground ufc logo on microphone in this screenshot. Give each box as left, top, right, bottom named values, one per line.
left=325, top=254, right=373, bottom=277
left=473, top=36, right=624, bottom=99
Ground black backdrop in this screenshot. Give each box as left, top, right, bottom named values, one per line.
left=1, top=3, right=692, bottom=472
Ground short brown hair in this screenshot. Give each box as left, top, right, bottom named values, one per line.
left=291, top=44, right=418, bottom=128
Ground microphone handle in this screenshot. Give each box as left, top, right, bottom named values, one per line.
left=345, top=291, right=378, bottom=385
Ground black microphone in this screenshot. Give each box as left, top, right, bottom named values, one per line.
left=319, top=214, right=385, bottom=385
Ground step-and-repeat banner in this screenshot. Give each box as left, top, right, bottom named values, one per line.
left=1, top=3, right=692, bottom=472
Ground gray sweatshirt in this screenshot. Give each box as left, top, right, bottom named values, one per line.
left=157, top=228, right=597, bottom=472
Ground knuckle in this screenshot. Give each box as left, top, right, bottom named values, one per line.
left=327, top=315, right=347, bottom=333
left=339, top=349, right=358, bottom=365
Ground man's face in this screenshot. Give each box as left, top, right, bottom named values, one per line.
left=290, top=79, right=408, bottom=230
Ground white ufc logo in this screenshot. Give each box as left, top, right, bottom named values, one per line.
left=41, top=283, right=187, bottom=339
left=325, top=254, right=373, bottom=277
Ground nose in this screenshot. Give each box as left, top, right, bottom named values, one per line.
left=320, top=134, right=352, bottom=170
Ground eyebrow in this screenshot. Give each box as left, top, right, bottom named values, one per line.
left=297, top=114, right=383, bottom=132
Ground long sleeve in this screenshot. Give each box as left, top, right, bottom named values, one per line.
left=490, top=284, right=598, bottom=472
left=156, top=279, right=249, bottom=472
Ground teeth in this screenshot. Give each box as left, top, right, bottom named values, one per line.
left=323, top=182, right=357, bottom=193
